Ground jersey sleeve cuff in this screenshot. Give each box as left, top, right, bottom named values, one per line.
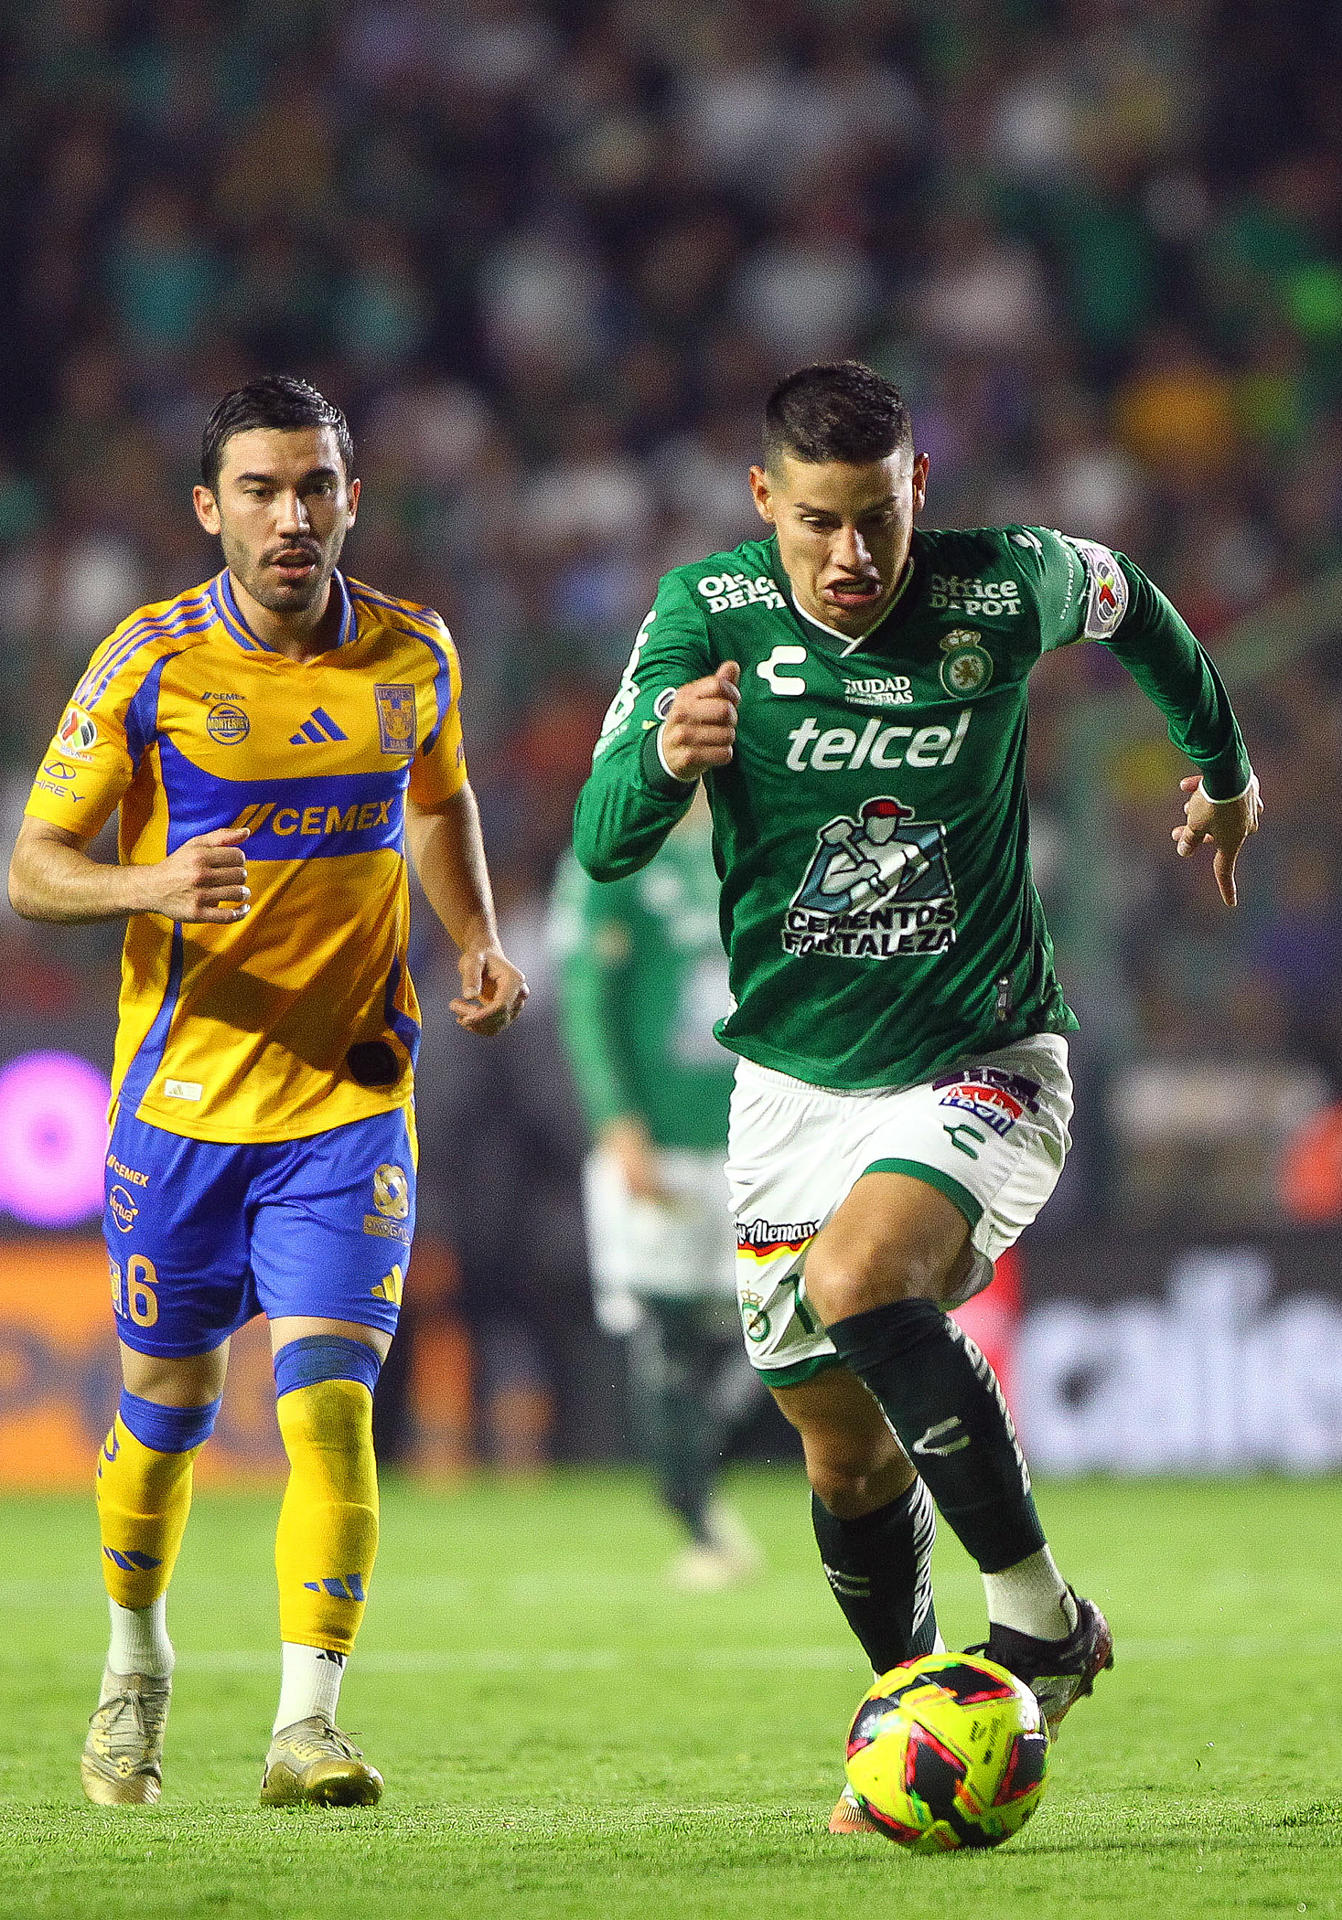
left=1197, top=759, right=1254, bottom=804
left=640, top=723, right=699, bottom=798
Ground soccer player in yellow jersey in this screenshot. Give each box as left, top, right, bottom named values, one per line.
left=8, top=376, right=527, bottom=1808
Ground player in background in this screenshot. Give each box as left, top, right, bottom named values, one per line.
left=552, top=790, right=764, bottom=1591
left=572, top=362, right=1260, bottom=1831
left=8, top=377, right=527, bottom=1807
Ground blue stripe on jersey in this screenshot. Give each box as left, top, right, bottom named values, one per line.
left=78, top=594, right=213, bottom=701
left=419, top=629, right=455, bottom=755
left=124, top=652, right=178, bottom=769
left=211, top=572, right=259, bottom=650
left=157, top=737, right=408, bottom=860
left=382, top=953, right=422, bottom=1064
left=211, top=571, right=356, bottom=654
left=347, top=580, right=441, bottom=638
left=73, top=598, right=207, bottom=707
left=119, top=922, right=185, bottom=1116
left=76, top=599, right=214, bottom=710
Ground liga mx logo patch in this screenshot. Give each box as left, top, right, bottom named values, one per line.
left=374, top=683, right=416, bottom=754
left=58, top=705, right=98, bottom=754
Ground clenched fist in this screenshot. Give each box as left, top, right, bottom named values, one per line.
left=659, top=661, right=741, bottom=781
left=140, top=828, right=252, bottom=923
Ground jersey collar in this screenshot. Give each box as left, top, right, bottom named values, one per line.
left=785, top=554, right=916, bottom=657
left=210, top=568, right=355, bottom=655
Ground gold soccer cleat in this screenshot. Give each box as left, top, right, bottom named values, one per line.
left=81, top=1671, right=172, bottom=1805
left=260, top=1716, right=384, bottom=1807
left=828, top=1781, right=883, bottom=1834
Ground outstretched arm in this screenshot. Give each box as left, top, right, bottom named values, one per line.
left=405, top=786, right=527, bottom=1035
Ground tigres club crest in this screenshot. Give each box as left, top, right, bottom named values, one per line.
left=938, top=629, right=993, bottom=698
left=374, top=683, right=417, bottom=754
left=372, top=1163, right=410, bottom=1220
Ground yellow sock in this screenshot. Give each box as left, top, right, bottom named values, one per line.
left=95, top=1414, right=201, bottom=1610
left=274, top=1378, right=379, bottom=1656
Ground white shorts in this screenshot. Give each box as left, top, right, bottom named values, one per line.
left=583, top=1146, right=738, bottom=1335
left=726, top=1034, right=1073, bottom=1385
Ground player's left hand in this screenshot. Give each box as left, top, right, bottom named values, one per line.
left=1171, top=772, right=1263, bottom=906
left=451, top=945, right=528, bottom=1035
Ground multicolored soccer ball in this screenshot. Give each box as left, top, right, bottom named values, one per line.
left=844, top=1652, right=1049, bottom=1852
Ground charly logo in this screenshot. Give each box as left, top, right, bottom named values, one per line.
left=372, top=1163, right=410, bottom=1221
left=938, top=629, right=994, bottom=698
left=739, top=1289, right=771, bottom=1343
left=375, top=683, right=416, bottom=754
left=108, top=1185, right=139, bottom=1232
left=783, top=797, right=957, bottom=959
left=756, top=644, right=808, bottom=696
left=207, top=702, right=250, bottom=744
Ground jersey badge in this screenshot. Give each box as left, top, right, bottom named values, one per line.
left=1070, top=539, right=1128, bottom=639
left=756, top=644, right=808, bottom=696
left=206, top=703, right=250, bottom=744
left=374, top=684, right=416, bottom=753
left=58, top=705, right=98, bottom=756
left=372, top=1163, right=410, bottom=1220
left=783, top=797, right=957, bottom=960
left=938, top=629, right=994, bottom=697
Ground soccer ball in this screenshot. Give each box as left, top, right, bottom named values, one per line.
left=844, top=1652, right=1049, bottom=1852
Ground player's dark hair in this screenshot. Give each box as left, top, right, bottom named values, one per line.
left=763, top=362, right=912, bottom=469
left=200, top=376, right=354, bottom=490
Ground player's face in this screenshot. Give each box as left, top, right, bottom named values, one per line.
left=749, top=448, right=929, bottom=636
left=193, top=426, right=359, bottom=617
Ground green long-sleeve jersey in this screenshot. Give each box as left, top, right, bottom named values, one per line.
left=551, top=819, right=734, bottom=1151
left=572, top=524, right=1251, bottom=1092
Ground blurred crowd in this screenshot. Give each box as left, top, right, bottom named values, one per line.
left=2, top=0, right=1342, bottom=1249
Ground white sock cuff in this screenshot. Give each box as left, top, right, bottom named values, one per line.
left=106, top=1594, right=174, bottom=1682
left=274, top=1642, right=347, bottom=1735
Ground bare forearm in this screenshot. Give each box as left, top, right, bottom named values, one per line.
left=8, top=831, right=150, bottom=924
left=407, top=785, right=500, bottom=952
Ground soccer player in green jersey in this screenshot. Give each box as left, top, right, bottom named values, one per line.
left=553, top=793, right=763, bottom=1590
left=573, top=361, right=1260, bottom=1831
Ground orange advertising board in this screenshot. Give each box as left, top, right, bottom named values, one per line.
left=0, top=1239, right=286, bottom=1486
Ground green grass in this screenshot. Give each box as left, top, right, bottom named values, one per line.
left=0, top=1471, right=1338, bottom=1918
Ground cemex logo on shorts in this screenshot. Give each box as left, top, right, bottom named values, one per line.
left=932, top=1066, right=1042, bottom=1137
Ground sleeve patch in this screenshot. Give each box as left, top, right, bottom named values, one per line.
left=1069, top=538, right=1128, bottom=639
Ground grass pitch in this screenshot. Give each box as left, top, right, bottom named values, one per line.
left=0, top=1470, right=1338, bottom=1919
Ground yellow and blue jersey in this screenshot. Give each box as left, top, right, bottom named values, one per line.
left=25, top=569, right=467, bottom=1144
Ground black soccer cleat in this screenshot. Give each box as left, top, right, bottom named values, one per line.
left=973, top=1592, right=1114, bottom=1739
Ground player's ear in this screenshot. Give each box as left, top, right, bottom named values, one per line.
left=345, top=476, right=360, bottom=523
left=192, top=485, right=221, bottom=537
left=911, top=453, right=930, bottom=516
left=748, top=465, right=775, bottom=525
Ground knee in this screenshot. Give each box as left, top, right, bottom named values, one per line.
left=805, top=1435, right=914, bottom=1519
left=803, top=1240, right=943, bottom=1328
left=273, top=1336, right=382, bottom=1461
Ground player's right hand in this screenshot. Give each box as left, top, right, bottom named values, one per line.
left=659, top=661, right=741, bottom=781
left=142, top=828, right=251, bottom=923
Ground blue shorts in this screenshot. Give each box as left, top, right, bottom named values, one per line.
left=103, top=1106, right=417, bottom=1357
